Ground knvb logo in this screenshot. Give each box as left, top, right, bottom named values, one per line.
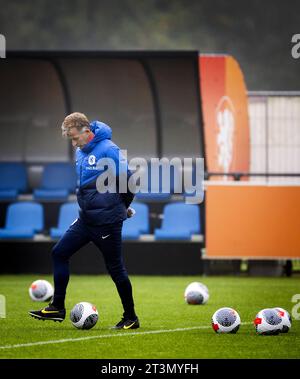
left=216, top=96, right=235, bottom=177
left=291, top=34, right=300, bottom=59
left=0, top=294, right=6, bottom=318
left=0, top=34, right=6, bottom=58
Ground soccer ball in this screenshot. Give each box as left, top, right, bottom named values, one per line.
left=254, top=308, right=283, bottom=335
left=29, top=279, right=54, bottom=302
left=212, top=307, right=241, bottom=333
left=184, top=282, right=209, bottom=305
left=273, top=307, right=292, bottom=333
left=70, top=302, right=98, bottom=330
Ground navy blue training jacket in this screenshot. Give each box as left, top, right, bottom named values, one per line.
left=76, top=120, right=134, bottom=226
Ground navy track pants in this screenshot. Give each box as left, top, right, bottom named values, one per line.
left=51, top=217, right=136, bottom=319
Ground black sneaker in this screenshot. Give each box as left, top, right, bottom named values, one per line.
left=112, top=317, right=140, bottom=330
left=29, top=303, right=66, bottom=322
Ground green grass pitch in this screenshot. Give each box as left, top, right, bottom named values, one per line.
left=0, top=275, right=299, bottom=359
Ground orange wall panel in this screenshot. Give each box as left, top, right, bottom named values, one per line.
left=199, top=55, right=250, bottom=177
left=206, top=185, right=300, bottom=258
left=199, top=56, right=225, bottom=172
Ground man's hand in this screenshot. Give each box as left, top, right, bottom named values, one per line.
left=127, top=207, right=136, bottom=218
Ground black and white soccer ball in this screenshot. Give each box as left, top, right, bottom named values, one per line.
left=29, top=279, right=54, bottom=302
left=273, top=307, right=292, bottom=333
left=70, top=302, right=99, bottom=330
left=212, top=307, right=241, bottom=333
left=254, top=308, right=283, bottom=335
left=184, top=282, right=209, bottom=305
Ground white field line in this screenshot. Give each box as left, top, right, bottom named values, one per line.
left=0, top=322, right=253, bottom=350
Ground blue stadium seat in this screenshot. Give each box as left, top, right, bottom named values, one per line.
left=33, top=163, right=77, bottom=200
left=0, top=162, right=27, bottom=200
left=0, top=202, right=43, bottom=239
left=50, top=202, right=79, bottom=239
left=154, top=202, right=200, bottom=240
left=122, top=203, right=149, bottom=240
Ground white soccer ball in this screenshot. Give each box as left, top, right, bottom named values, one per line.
left=70, top=302, right=99, bottom=330
left=254, top=308, right=283, bottom=335
left=29, top=279, right=54, bottom=302
left=212, top=307, right=241, bottom=333
left=184, top=282, right=209, bottom=305
left=273, top=307, right=292, bottom=333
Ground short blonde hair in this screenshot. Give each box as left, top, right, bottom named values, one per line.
left=61, top=112, right=90, bottom=137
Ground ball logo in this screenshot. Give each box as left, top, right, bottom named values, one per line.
left=88, top=155, right=96, bottom=165
left=216, top=96, right=235, bottom=176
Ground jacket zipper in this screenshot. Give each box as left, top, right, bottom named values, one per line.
left=79, top=157, right=86, bottom=210
left=80, top=157, right=83, bottom=187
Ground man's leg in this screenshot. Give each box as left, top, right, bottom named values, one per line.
left=90, top=221, right=139, bottom=328
left=51, top=218, right=90, bottom=308
left=29, top=218, right=90, bottom=321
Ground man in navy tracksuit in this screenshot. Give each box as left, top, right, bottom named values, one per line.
left=29, top=112, right=139, bottom=330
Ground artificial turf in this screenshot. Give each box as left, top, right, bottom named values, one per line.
left=0, top=275, right=299, bottom=359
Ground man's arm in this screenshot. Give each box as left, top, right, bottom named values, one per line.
left=106, top=146, right=135, bottom=209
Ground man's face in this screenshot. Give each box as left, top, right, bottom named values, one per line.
left=67, top=127, right=91, bottom=149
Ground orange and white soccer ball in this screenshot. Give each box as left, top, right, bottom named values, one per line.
left=29, top=279, right=54, bottom=302
left=254, top=308, right=283, bottom=335
left=184, top=282, right=209, bottom=305
left=212, top=307, right=241, bottom=333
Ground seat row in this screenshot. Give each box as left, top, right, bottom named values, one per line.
left=0, top=202, right=201, bottom=240
left=0, top=162, right=200, bottom=201
left=0, top=162, right=77, bottom=201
